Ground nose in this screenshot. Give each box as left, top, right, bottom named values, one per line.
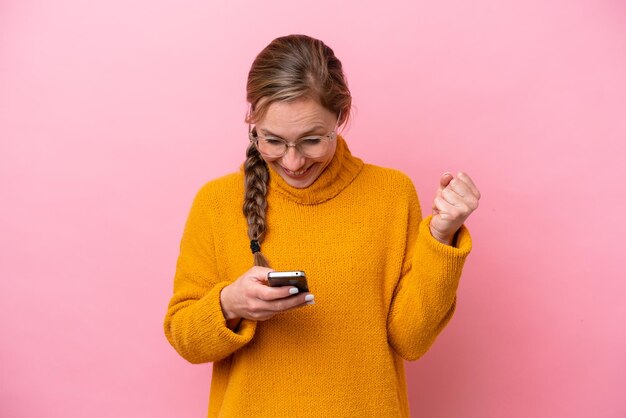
left=280, top=145, right=306, bottom=171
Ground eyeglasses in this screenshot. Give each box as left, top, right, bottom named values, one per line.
left=248, top=113, right=340, bottom=158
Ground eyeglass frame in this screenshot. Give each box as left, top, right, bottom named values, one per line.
left=248, top=111, right=342, bottom=158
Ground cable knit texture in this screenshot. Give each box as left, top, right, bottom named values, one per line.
left=164, top=136, right=472, bottom=417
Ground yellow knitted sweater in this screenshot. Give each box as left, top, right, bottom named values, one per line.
left=164, top=136, right=472, bottom=417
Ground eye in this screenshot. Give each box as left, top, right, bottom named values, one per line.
left=263, top=137, right=284, bottom=145
left=300, top=136, right=323, bottom=145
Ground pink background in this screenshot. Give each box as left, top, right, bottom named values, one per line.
left=1, top=0, right=625, bottom=417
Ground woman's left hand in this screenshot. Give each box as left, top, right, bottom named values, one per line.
left=429, top=172, right=481, bottom=246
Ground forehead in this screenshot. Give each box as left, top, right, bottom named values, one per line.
left=257, top=99, right=334, bottom=135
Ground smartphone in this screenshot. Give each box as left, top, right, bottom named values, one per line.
left=267, top=271, right=309, bottom=293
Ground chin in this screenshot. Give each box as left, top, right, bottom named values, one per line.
left=283, top=174, right=316, bottom=189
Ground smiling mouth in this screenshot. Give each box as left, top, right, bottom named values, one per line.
left=281, top=165, right=312, bottom=177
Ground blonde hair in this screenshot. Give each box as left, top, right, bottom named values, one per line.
left=243, top=34, right=352, bottom=267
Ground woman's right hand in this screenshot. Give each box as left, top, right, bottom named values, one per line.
left=219, top=267, right=315, bottom=322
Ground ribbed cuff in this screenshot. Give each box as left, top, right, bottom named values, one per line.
left=419, top=215, right=472, bottom=251
left=416, top=216, right=472, bottom=286
left=193, top=281, right=257, bottom=360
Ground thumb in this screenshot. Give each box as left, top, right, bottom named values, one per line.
left=438, top=172, right=454, bottom=191
left=250, top=267, right=273, bottom=283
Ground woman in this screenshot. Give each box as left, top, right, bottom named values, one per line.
left=164, top=34, right=480, bottom=417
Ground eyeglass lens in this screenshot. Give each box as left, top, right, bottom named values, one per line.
left=257, top=137, right=332, bottom=158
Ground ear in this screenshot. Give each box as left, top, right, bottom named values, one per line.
left=245, top=104, right=254, bottom=124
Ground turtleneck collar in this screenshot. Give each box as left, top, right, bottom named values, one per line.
left=265, top=135, right=364, bottom=205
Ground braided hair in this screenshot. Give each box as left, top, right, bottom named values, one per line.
left=243, top=141, right=270, bottom=267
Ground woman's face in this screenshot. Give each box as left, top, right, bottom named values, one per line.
left=253, top=98, right=339, bottom=189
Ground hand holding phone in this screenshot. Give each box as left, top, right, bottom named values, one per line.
left=220, top=267, right=314, bottom=324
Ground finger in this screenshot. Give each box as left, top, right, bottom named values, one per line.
left=447, top=177, right=473, bottom=198
left=438, top=172, right=454, bottom=192
left=441, top=186, right=467, bottom=208
left=434, top=195, right=464, bottom=221
left=433, top=195, right=454, bottom=215
left=249, top=299, right=312, bottom=319
left=447, top=178, right=479, bottom=211
left=457, top=172, right=481, bottom=200
left=281, top=299, right=315, bottom=313
left=257, top=293, right=314, bottom=313
left=442, top=188, right=477, bottom=215
left=256, top=284, right=303, bottom=301
left=432, top=188, right=443, bottom=212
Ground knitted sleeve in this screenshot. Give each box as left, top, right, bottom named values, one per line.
left=163, top=185, right=256, bottom=364
left=387, top=177, right=472, bottom=361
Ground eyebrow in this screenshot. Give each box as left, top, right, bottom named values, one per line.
left=259, top=125, right=327, bottom=138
